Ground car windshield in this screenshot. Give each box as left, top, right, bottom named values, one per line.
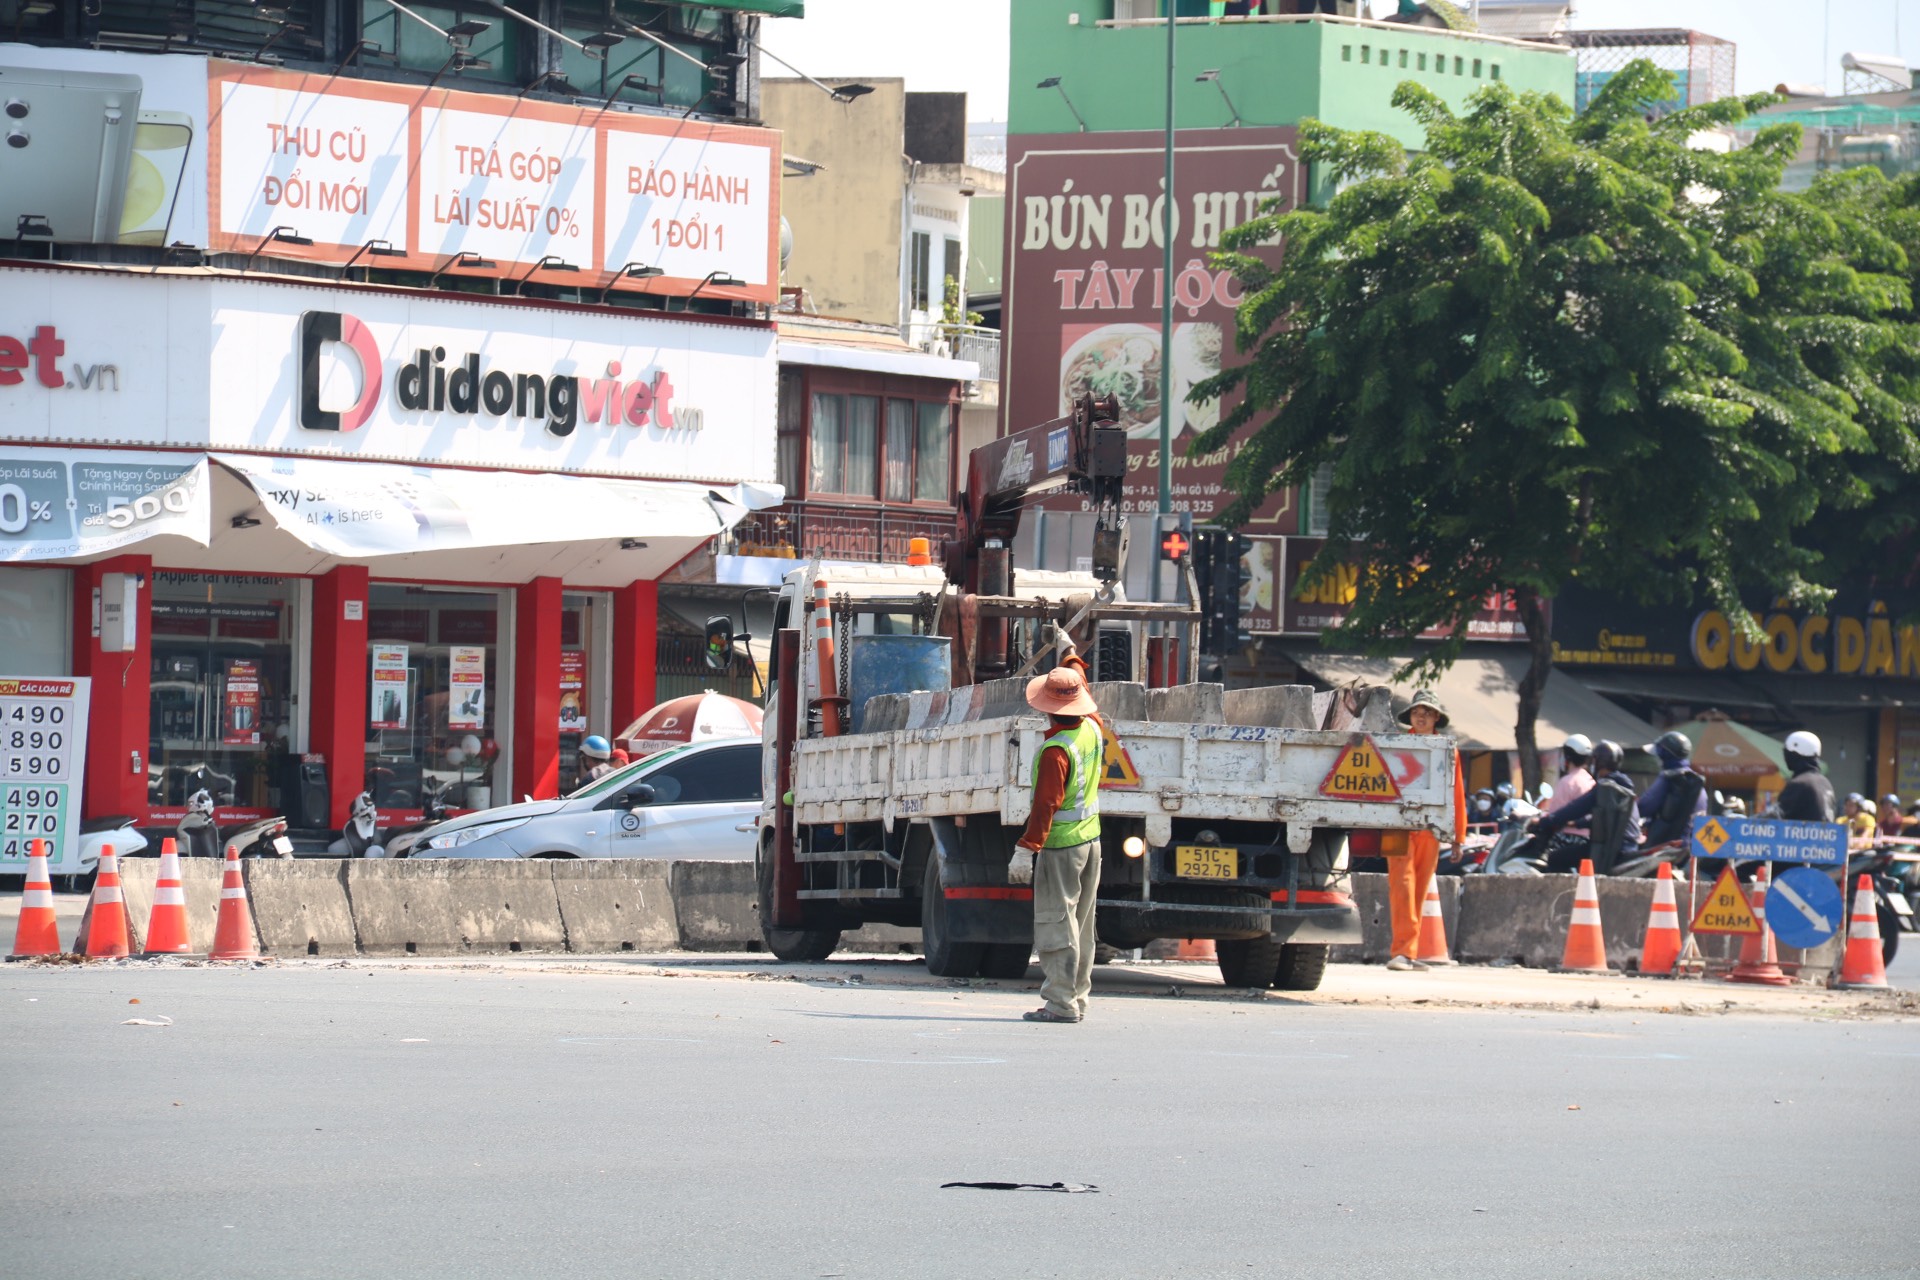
left=564, top=744, right=699, bottom=800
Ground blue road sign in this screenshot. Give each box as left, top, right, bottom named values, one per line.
left=1689, top=814, right=1848, bottom=867
left=1767, top=866, right=1846, bottom=949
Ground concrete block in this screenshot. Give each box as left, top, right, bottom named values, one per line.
left=670, top=859, right=759, bottom=949
left=1456, top=874, right=1664, bottom=970
left=1223, top=685, right=1317, bottom=730
left=1357, top=686, right=1396, bottom=732
left=346, top=860, right=567, bottom=955
left=550, top=860, right=678, bottom=954
left=1312, top=690, right=1335, bottom=730
left=114, top=855, right=229, bottom=954
left=1146, top=683, right=1224, bottom=724
left=1325, top=871, right=1459, bottom=963
left=1089, top=681, right=1147, bottom=722
left=860, top=693, right=909, bottom=733
left=246, top=860, right=357, bottom=957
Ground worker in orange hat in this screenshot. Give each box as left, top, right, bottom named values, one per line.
left=1387, top=689, right=1467, bottom=971
left=1014, top=641, right=1102, bottom=1023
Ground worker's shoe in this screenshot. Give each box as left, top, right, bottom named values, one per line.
left=1023, top=1007, right=1081, bottom=1023
left=1385, top=955, right=1429, bottom=972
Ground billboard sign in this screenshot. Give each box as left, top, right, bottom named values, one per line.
left=1003, top=128, right=1303, bottom=528
left=1279, top=537, right=1526, bottom=640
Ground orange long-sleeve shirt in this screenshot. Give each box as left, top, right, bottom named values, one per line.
left=1017, top=654, right=1094, bottom=851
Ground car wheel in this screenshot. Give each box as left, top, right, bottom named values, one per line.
left=756, top=840, right=839, bottom=962
left=920, top=859, right=984, bottom=979
left=1216, top=934, right=1282, bottom=988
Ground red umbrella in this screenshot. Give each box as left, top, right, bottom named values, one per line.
left=617, top=691, right=763, bottom=757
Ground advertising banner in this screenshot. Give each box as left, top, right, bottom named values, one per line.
left=0, top=448, right=209, bottom=562
left=221, top=658, right=261, bottom=745
left=1280, top=537, right=1526, bottom=641
left=0, top=676, right=91, bottom=876
left=370, top=645, right=410, bottom=731
left=558, top=650, right=587, bottom=735
left=448, top=646, right=486, bottom=730
left=206, top=61, right=780, bottom=302
left=1003, top=128, right=1303, bottom=528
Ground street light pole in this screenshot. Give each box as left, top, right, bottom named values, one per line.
left=1159, top=3, right=1176, bottom=522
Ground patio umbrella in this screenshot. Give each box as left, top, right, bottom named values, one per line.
left=1664, top=713, right=1786, bottom=779
left=617, top=691, right=763, bottom=757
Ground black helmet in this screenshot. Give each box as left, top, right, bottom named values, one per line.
left=1592, top=740, right=1624, bottom=772
left=1646, top=730, right=1692, bottom=765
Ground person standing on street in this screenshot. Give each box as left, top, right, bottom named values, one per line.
left=1387, top=690, right=1466, bottom=972
left=1015, top=645, right=1104, bottom=1023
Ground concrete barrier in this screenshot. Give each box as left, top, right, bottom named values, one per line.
left=669, top=860, right=759, bottom=949
left=246, top=861, right=356, bottom=957
left=550, top=859, right=678, bottom=953
left=115, top=856, right=229, bottom=954
left=1329, top=872, right=1460, bottom=964
left=346, top=860, right=567, bottom=955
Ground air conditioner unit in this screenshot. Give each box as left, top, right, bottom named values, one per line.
left=1113, top=0, right=1158, bottom=21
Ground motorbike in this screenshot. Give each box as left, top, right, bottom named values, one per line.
left=327, top=791, right=385, bottom=858
left=1844, top=841, right=1918, bottom=965
left=176, top=789, right=293, bottom=859
left=382, top=777, right=454, bottom=860
left=1610, top=839, right=1690, bottom=880
left=65, top=815, right=151, bottom=889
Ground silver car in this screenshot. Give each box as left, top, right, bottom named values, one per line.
left=410, top=738, right=761, bottom=860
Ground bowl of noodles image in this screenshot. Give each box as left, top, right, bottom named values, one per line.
left=1173, top=322, right=1224, bottom=436
left=1060, top=324, right=1162, bottom=439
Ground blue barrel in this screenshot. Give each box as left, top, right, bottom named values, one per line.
left=847, top=634, right=952, bottom=732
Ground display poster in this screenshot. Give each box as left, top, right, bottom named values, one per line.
left=558, top=650, right=587, bottom=735
left=1003, top=128, right=1303, bottom=527
left=0, top=676, right=92, bottom=876
left=0, top=449, right=210, bottom=562
left=1279, top=537, right=1526, bottom=641
left=448, top=646, right=486, bottom=730
left=221, top=658, right=261, bottom=745
left=370, top=644, right=410, bottom=730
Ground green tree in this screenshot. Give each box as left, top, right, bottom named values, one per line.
left=1192, top=63, right=1919, bottom=790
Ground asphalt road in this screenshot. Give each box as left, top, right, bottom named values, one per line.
left=3, top=961, right=1915, bottom=1280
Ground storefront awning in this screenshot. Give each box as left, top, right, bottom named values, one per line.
left=1288, top=650, right=1660, bottom=754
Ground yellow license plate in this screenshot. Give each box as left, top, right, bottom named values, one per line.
left=1174, top=845, right=1237, bottom=880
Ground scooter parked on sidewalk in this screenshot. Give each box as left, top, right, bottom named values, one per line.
left=327, top=791, right=386, bottom=859
left=66, top=815, right=150, bottom=889
left=176, top=789, right=293, bottom=859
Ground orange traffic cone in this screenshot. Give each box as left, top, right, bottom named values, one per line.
left=208, top=845, right=259, bottom=960
left=80, top=843, right=131, bottom=958
left=1836, top=874, right=1889, bottom=989
left=1416, top=876, right=1453, bottom=965
left=10, top=838, right=63, bottom=957
left=1728, top=864, right=1792, bottom=986
left=1559, top=858, right=1611, bottom=972
left=142, top=837, right=192, bottom=956
left=1176, top=938, right=1217, bottom=961
left=1638, top=862, right=1684, bottom=976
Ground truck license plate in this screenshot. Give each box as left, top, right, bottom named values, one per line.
left=1175, top=845, right=1236, bottom=880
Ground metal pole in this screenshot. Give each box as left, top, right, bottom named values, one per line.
left=1159, top=2, right=1176, bottom=520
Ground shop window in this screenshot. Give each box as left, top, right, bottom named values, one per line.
left=148, top=573, right=298, bottom=820
left=809, top=392, right=879, bottom=498
left=366, top=584, right=506, bottom=819
left=360, top=1, right=520, bottom=84
left=0, top=567, right=70, bottom=677
left=557, top=592, right=607, bottom=794
left=556, top=2, right=718, bottom=111
left=910, top=232, right=933, bottom=313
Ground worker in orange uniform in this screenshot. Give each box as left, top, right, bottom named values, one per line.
left=1014, top=642, right=1102, bottom=1024
left=1387, top=690, right=1467, bottom=971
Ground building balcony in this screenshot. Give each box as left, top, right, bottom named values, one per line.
left=726, top=500, right=957, bottom=565
left=904, top=322, right=1000, bottom=391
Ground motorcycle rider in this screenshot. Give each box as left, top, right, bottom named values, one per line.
left=1844, top=795, right=1878, bottom=851
left=1530, top=740, right=1643, bottom=873
left=1881, top=795, right=1907, bottom=837
left=1775, top=730, right=1835, bottom=823
left=581, top=734, right=616, bottom=782
left=1638, top=731, right=1708, bottom=846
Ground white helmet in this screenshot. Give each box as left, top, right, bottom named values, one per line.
left=1563, top=733, right=1594, bottom=759
left=1784, top=730, right=1822, bottom=758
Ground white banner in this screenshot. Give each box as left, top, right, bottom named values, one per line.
left=0, top=449, right=209, bottom=562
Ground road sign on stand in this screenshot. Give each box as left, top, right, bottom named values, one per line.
left=1689, top=815, right=1848, bottom=866
left=1766, top=866, right=1846, bottom=950
left=1690, top=865, right=1761, bottom=935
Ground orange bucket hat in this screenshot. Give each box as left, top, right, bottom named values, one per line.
left=1026, top=666, right=1098, bottom=717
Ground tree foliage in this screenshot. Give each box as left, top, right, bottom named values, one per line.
left=1192, top=63, right=1920, bottom=785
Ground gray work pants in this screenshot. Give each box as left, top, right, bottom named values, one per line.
left=1034, top=838, right=1100, bottom=1020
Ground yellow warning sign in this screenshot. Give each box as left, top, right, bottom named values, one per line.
left=1098, top=724, right=1141, bottom=789
left=1690, top=865, right=1761, bottom=935
left=1319, top=735, right=1401, bottom=802
left=1694, top=818, right=1730, bottom=857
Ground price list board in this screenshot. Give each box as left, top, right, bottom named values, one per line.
left=0, top=678, right=91, bottom=876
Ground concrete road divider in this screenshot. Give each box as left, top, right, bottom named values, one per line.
left=117, top=857, right=228, bottom=955
left=1330, top=873, right=1459, bottom=965
left=669, top=861, right=758, bottom=950
left=246, top=861, right=356, bottom=957
left=347, top=860, right=568, bottom=955
left=550, top=859, right=678, bottom=953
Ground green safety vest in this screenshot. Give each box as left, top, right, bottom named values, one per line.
left=1034, top=719, right=1102, bottom=849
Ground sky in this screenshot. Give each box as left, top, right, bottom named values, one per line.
left=762, top=1, right=1920, bottom=123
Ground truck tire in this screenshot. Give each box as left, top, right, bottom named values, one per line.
left=1215, top=934, right=1281, bottom=988
left=1272, top=942, right=1330, bottom=992
left=977, top=944, right=1032, bottom=980
left=756, top=841, right=840, bottom=962
left=921, top=862, right=984, bottom=978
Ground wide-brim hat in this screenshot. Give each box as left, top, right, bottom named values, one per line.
left=1398, top=688, right=1450, bottom=730
left=1027, top=666, right=1098, bottom=717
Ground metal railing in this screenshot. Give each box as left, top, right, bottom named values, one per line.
left=903, top=322, right=1000, bottom=384
left=729, top=500, right=956, bottom=564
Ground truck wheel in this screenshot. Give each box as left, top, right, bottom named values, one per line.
left=756, top=842, right=840, bottom=962
left=1216, top=935, right=1281, bottom=988
left=921, top=862, right=984, bottom=978
left=1272, top=942, right=1330, bottom=992
left=977, top=944, right=1032, bottom=980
